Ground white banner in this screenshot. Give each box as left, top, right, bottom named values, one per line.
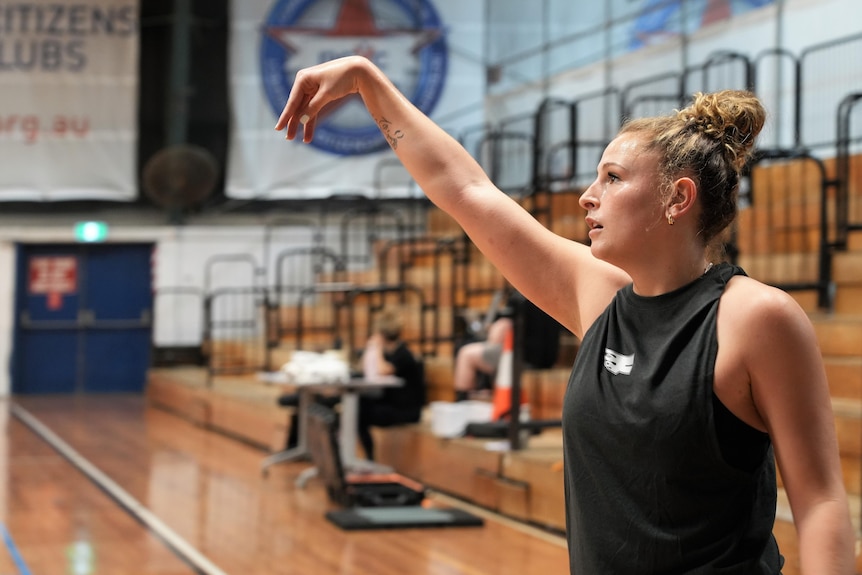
left=227, top=0, right=486, bottom=200
left=0, top=1, right=139, bottom=201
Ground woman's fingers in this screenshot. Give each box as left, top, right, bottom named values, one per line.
left=275, top=57, right=362, bottom=143
left=276, top=89, right=314, bottom=140
left=274, top=95, right=296, bottom=132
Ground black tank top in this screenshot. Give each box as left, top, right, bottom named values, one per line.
left=563, top=263, right=783, bottom=574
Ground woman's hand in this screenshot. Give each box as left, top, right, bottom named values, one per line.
left=274, top=56, right=369, bottom=143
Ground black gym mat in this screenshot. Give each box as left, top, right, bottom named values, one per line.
left=325, top=506, right=484, bottom=530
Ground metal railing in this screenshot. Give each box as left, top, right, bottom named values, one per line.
left=270, top=246, right=346, bottom=345
left=835, top=93, right=862, bottom=248
left=377, top=235, right=469, bottom=357
left=736, top=149, right=835, bottom=309
left=203, top=286, right=269, bottom=382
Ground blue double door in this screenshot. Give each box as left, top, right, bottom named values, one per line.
left=13, top=243, right=154, bottom=394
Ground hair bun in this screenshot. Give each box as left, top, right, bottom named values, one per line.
left=677, top=90, right=765, bottom=171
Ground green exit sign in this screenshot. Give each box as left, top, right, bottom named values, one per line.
left=74, top=221, right=109, bottom=242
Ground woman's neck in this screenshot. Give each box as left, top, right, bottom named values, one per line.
left=627, top=257, right=713, bottom=297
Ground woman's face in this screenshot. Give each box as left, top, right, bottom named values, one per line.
left=578, top=132, right=667, bottom=266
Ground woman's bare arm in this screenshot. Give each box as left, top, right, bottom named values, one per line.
left=734, top=284, right=855, bottom=574
left=275, top=56, right=628, bottom=337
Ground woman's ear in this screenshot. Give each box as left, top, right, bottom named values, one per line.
left=666, top=176, right=698, bottom=222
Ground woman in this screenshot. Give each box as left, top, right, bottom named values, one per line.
left=357, top=308, right=425, bottom=461
left=275, top=56, right=853, bottom=573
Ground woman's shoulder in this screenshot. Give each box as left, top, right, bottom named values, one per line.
left=720, top=273, right=812, bottom=333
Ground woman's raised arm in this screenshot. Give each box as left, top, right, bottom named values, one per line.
left=275, top=56, right=627, bottom=337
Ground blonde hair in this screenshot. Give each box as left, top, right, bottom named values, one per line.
left=620, top=90, right=766, bottom=245
left=375, top=309, right=403, bottom=341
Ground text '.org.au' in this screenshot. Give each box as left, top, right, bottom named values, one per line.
left=0, top=114, right=90, bottom=144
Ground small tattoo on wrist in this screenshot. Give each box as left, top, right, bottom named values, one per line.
left=376, top=116, right=404, bottom=149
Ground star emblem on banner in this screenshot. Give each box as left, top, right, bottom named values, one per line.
left=259, top=0, right=449, bottom=156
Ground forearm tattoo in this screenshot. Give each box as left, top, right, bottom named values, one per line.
left=376, top=116, right=405, bottom=149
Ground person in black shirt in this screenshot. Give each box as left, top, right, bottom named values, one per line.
left=274, top=56, right=853, bottom=574
left=356, top=309, right=425, bottom=461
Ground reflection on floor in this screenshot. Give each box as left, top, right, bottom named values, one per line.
left=4, top=393, right=570, bottom=575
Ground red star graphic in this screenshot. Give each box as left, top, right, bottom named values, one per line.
left=329, top=0, right=381, bottom=37
left=264, top=0, right=442, bottom=55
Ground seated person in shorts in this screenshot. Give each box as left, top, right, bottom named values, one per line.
left=453, top=291, right=562, bottom=402
left=452, top=315, right=513, bottom=402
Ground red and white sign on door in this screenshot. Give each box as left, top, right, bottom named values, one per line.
left=29, top=256, right=78, bottom=310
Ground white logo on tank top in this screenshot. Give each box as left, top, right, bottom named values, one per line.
left=604, top=348, right=634, bottom=375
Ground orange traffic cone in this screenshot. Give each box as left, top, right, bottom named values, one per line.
left=491, top=328, right=527, bottom=420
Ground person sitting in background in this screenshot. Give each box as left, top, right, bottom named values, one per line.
left=356, top=309, right=425, bottom=461
left=454, top=291, right=561, bottom=402
left=278, top=309, right=424, bottom=458
left=453, top=315, right=513, bottom=402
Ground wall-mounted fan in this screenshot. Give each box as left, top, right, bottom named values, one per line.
left=142, top=144, right=219, bottom=222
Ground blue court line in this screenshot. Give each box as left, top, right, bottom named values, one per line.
left=0, top=522, right=31, bottom=575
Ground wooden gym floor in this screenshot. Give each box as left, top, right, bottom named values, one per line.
left=0, top=393, right=569, bottom=575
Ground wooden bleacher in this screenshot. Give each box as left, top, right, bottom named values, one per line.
left=147, top=166, right=862, bottom=573
left=147, top=367, right=289, bottom=452
left=144, top=365, right=570, bottom=530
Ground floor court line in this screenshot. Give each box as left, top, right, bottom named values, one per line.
left=11, top=402, right=228, bottom=575
left=0, top=522, right=31, bottom=575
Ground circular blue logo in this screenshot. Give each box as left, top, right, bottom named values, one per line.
left=260, top=0, right=448, bottom=156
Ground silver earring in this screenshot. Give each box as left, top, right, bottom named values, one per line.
left=667, top=214, right=675, bottom=225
